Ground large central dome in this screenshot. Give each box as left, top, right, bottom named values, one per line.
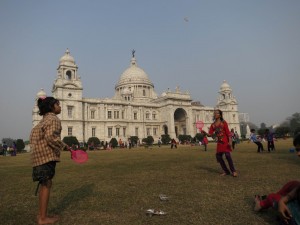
left=116, top=56, right=153, bottom=87
left=114, top=53, right=157, bottom=101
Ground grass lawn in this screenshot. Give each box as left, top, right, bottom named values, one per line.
left=0, top=139, right=299, bottom=225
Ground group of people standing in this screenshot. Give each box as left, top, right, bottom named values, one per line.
left=249, top=128, right=276, bottom=153
left=1, top=141, right=17, bottom=156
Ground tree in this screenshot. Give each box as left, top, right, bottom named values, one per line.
left=279, top=112, right=300, bottom=136
left=275, top=126, right=290, bottom=138
left=1, top=138, right=14, bottom=147
left=129, top=136, right=139, bottom=146
left=16, top=139, right=25, bottom=152
left=87, top=137, right=100, bottom=147
left=257, top=128, right=266, bottom=137
left=109, top=138, right=118, bottom=148
left=142, top=136, right=154, bottom=145
left=294, top=127, right=300, bottom=136
left=161, top=134, right=171, bottom=145
left=288, top=113, right=300, bottom=134
left=178, top=135, right=192, bottom=143
left=62, top=136, right=79, bottom=148
left=194, top=133, right=204, bottom=142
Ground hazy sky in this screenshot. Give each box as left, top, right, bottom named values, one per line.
left=1, top=0, right=300, bottom=141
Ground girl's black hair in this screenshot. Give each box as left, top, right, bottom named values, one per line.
left=293, top=134, right=300, bottom=203
left=296, top=185, right=300, bottom=201
left=213, top=109, right=224, bottom=121
left=293, top=134, right=300, bottom=147
left=37, top=97, right=59, bottom=116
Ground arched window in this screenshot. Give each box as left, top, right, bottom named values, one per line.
left=146, top=112, right=150, bottom=120
left=152, top=112, right=156, bottom=120
left=67, top=106, right=73, bottom=118
left=66, top=70, right=72, bottom=80
left=134, top=112, right=137, bottom=120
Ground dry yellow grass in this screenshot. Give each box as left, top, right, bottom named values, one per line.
left=0, top=138, right=299, bottom=225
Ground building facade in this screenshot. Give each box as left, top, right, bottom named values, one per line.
left=32, top=49, right=240, bottom=143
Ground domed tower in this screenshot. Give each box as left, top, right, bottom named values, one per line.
left=52, top=49, right=83, bottom=100
left=52, top=49, right=83, bottom=121
left=114, top=50, right=157, bottom=102
left=32, top=88, right=47, bottom=127
left=216, top=80, right=238, bottom=111
left=216, top=80, right=240, bottom=133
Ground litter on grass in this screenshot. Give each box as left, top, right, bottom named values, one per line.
left=146, top=209, right=167, bottom=217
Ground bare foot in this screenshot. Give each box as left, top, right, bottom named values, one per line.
left=220, top=172, right=229, bottom=176
left=37, top=216, right=59, bottom=225
left=254, top=195, right=262, bottom=211
left=232, top=172, right=238, bottom=177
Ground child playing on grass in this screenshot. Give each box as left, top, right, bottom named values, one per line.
left=202, top=109, right=238, bottom=177
left=265, top=129, right=276, bottom=152
left=30, top=96, right=67, bottom=225
left=249, top=129, right=264, bottom=153
left=254, top=134, right=300, bottom=225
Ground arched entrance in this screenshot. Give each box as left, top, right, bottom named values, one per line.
left=174, top=108, right=187, bottom=137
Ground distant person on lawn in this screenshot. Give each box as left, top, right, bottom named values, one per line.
left=265, top=129, right=276, bottom=152
left=2, top=142, right=8, bottom=156
left=201, top=132, right=208, bottom=151
left=249, top=129, right=264, bottom=153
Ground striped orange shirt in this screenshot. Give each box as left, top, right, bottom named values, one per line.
left=30, top=112, right=67, bottom=167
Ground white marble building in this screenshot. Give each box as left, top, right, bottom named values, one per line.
left=32, top=49, right=240, bottom=143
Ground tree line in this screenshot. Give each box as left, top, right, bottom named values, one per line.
left=257, top=112, right=300, bottom=137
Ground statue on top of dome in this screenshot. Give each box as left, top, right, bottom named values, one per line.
left=132, top=49, right=135, bottom=58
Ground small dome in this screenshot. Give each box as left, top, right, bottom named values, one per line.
left=59, top=49, right=76, bottom=66
left=116, top=57, right=153, bottom=87
left=36, top=88, right=46, bottom=98
left=220, top=80, right=231, bottom=91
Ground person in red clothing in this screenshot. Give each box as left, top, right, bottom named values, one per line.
left=254, top=180, right=300, bottom=211
left=254, top=134, right=300, bottom=225
left=202, top=109, right=238, bottom=177
left=202, top=134, right=208, bottom=151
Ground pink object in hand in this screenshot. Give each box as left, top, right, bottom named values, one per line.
left=196, top=121, right=204, bottom=131
left=70, top=150, right=88, bottom=164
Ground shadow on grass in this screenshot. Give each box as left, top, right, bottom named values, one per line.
left=52, top=183, right=94, bottom=214
left=197, top=165, right=220, bottom=174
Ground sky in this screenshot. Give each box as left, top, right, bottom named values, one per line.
left=0, top=0, right=300, bottom=141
